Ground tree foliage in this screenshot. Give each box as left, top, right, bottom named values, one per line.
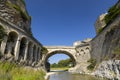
left=51, top=58, right=73, bottom=68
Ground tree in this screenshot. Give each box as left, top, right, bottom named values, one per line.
left=58, top=58, right=72, bottom=67
left=51, top=58, right=73, bottom=68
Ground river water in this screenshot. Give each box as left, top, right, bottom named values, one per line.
left=48, top=71, right=108, bottom=80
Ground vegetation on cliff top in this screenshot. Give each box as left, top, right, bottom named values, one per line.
left=104, top=2, right=120, bottom=25
left=0, top=61, right=45, bottom=80
left=98, top=2, right=120, bottom=34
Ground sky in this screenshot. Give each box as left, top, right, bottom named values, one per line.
left=25, top=0, right=118, bottom=64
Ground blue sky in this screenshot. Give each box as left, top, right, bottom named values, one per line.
left=25, top=0, right=118, bottom=64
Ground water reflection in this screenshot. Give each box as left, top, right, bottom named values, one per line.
left=48, top=72, right=108, bottom=80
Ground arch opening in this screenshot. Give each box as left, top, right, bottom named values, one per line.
left=27, top=42, right=33, bottom=61
left=4, top=31, right=18, bottom=59
left=0, top=25, right=5, bottom=46
left=36, top=48, right=40, bottom=62
left=33, top=45, right=37, bottom=62
left=44, top=50, right=76, bottom=72
left=18, top=37, right=27, bottom=62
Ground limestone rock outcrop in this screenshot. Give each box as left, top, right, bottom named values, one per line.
left=0, top=0, right=31, bottom=34
left=94, top=14, right=107, bottom=34
left=92, top=60, right=120, bottom=80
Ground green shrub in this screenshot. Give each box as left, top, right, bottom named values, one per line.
left=112, top=47, right=120, bottom=59
left=113, top=47, right=120, bottom=55
left=87, top=58, right=96, bottom=71
left=41, top=47, right=48, bottom=55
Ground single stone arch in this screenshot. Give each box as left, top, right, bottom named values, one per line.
left=44, top=50, right=76, bottom=71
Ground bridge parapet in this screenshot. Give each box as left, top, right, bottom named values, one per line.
left=44, top=46, right=75, bottom=49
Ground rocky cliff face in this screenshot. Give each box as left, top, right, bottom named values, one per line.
left=91, top=14, right=120, bottom=63
left=90, top=1, right=120, bottom=79
left=0, top=0, right=31, bottom=34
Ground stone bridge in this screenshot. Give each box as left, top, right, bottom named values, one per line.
left=43, top=46, right=77, bottom=65
left=42, top=43, right=91, bottom=72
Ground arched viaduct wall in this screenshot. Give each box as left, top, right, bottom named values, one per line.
left=0, top=17, right=43, bottom=67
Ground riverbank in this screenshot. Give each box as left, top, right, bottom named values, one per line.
left=45, top=72, right=56, bottom=80
left=0, top=61, right=45, bottom=80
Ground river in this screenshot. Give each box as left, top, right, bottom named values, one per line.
left=48, top=71, right=108, bottom=80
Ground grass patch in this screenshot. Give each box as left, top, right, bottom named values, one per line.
left=0, top=61, right=45, bottom=80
